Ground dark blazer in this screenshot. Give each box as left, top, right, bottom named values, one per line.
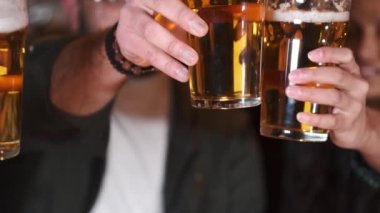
left=0, top=38, right=379, bottom=213
left=0, top=38, right=266, bottom=213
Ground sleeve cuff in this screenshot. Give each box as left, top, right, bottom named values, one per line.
left=351, top=152, right=380, bottom=189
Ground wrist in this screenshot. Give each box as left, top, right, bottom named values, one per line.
left=51, top=32, right=127, bottom=115
left=356, top=108, right=380, bottom=172
left=92, top=30, right=128, bottom=81
left=104, top=24, right=156, bottom=76
left=359, top=136, right=380, bottom=172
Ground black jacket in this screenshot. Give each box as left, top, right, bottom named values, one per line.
left=0, top=38, right=379, bottom=213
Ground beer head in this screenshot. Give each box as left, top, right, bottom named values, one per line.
left=266, top=0, right=351, bottom=13
left=0, top=0, right=28, bottom=33
left=266, top=10, right=350, bottom=23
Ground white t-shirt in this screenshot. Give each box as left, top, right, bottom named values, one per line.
left=90, top=74, right=170, bottom=213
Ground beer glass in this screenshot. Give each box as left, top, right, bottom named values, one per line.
left=260, top=0, right=350, bottom=142
left=185, top=0, right=265, bottom=109
left=0, top=0, right=27, bottom=159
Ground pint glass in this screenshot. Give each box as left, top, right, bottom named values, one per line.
left=260, top=0, right=350, bottom=142
left=0, top=0, right=27, bottom=159
left=185, top=0, right=265, bottom=109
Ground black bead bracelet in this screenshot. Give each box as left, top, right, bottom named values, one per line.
left=104, top=24, right=156, bottom=76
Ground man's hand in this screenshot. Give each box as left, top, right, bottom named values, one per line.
left=116, top=0, right=208, bottom=82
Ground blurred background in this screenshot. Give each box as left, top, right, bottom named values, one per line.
left=28, top=0, right=70, bottom=41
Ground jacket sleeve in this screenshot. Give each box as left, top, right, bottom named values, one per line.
left=351, top=152, right=380, bottom=189
left=23, top=37, right=113, bottom=149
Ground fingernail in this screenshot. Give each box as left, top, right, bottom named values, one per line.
left=182, top=49, right=197, bottom=65
left=288, top=71, right=300, bottom=81
left=174, top=66, right=189, bottom=82
left=189, top=19, right=208, bottom=36
left=297, top=113, right=309, bottom=123
left=308, top=49, right=322, bottom=61
left=285, top=86, right=298, bottom=97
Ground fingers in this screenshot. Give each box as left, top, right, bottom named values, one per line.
left=116, top=5, right=194, bottom=82
left=286, top=67, right=368, bottom=119
left=117, top=30, right=190, bottom=82
left=121, top=6, right=198, bottom=66
left=296, top=112, right=341, bottom=130
left=286, top=84, right=365, bottom=116
left=288, top=67, right=369, bottom=99
left=291, top=47, right=368, bottom=98
left=308, top=47, right=360, bottom=75
left=286, top=86, right=352, bottom=111
left=138, top=0, right=208, bottom=37
left=287, top=47, right=368, bottom=132
left=115, top=0, right=208, bottom=82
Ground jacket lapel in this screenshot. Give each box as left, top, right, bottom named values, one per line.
left=164, top=80, right=202, bottom=212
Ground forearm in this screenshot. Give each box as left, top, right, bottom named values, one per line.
left=50, top=30, right=127, bottom=116
left=358, top=108, right=380, bottom=172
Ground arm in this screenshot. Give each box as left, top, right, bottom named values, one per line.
left=50, top=31, right=127, bottom=116
left=50, top=2, right=207, bottom=115
left=285, top=47, right=380, bottom=172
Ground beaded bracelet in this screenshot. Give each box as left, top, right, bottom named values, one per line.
left=104, top=24, right=156, bottom=76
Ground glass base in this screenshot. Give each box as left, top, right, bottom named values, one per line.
left=0, top=140, right=20, bottom=160
left=260, top=125, right=328, bottom=142
left=191, top=96, right=261, bottom=109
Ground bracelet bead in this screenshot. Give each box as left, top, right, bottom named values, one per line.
left=104, top=24, right=156, bottom=76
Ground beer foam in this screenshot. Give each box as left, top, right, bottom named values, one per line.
left=0, top=0, right=28, bottom=33
left=266, top=9, right=350, bottom=23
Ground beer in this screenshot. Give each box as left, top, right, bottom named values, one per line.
left=188, top=3, right=264, bottom=109
left=260, top=10, right=349, bottom=141
left=0, top=0, right=27, bottom=159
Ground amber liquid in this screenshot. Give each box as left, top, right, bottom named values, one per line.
left=0, top=29, right=25, bottom=159
left=188, top=3, right=264, bottom=109
left=260, top=19, right=348, bottom=141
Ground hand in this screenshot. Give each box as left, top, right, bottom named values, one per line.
left=285, top=47, right=370, bottom=150
left=115, top=0, right=208, bottom=82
